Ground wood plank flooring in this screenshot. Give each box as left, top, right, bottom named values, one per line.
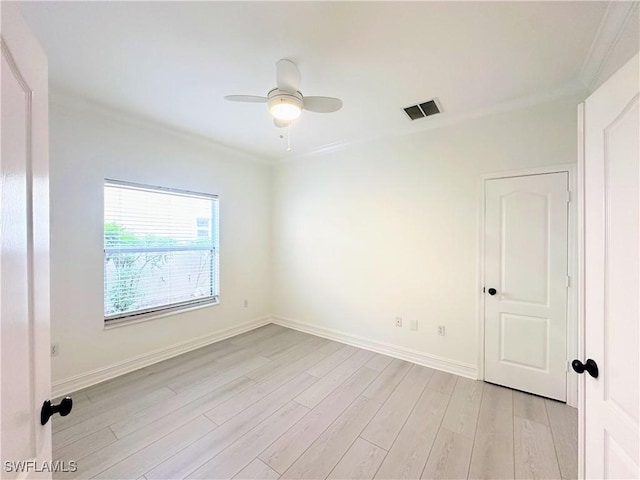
left=53, top=324, right=577, bottom=479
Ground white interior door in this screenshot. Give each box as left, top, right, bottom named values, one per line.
left=583, top=52, right=639, bottom=479
left=484, top=172, right=569, bottom=401
left=1, top=4, right=52, bottom=478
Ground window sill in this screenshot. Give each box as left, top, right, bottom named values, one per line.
left=104, top=299, right=220, bottom=330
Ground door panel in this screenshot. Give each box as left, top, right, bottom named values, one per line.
left=0, top=4, right=51, bottom=477
left=603, top=100, right=639, bottom=424
left=500, top=313, right=548, bottom=370
left=501, top=191, right=549, bottom=305
left=484, top=173, right=568, bottom=401
left=583, top=52, right=639, bottom=479
left=604, top=433, right=637, bottom=480
left=1, top=46, right=35, bottom=467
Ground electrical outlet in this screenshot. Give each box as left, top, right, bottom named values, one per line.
left=51, top=343, right=59, bottom=357
left=437, top=325, right=445, bottom=336
left=410, top=320, right=418, bottom=331
left=395, top=317, right=403, bottom=327
left=243, top=299, right=249, bottom=308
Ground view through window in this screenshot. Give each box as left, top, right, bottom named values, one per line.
left=104, top=180, right=219, bottom=322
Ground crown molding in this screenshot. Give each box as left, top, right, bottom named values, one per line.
left=580, top=1, right=639, bottom=92
left=49, top=86, right=275, bottom=166
left=278, top=79, right=586, bottom=164
left=51, top=78, right=587, bottom=168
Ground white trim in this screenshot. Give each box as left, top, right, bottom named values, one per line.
left=49, top=88, right=273, bottom=166
left=580, top=1, right=639, bottom=92
left=272, top=315, right=477, bottom=379
left=476, top=163, right=578, bottom=406
left=566, top=163, right=579, bottom=409
left=478, top=163, right=576, bottom=182
left=477, top=175, right=486, bottom=382
left=576, top=103, right=586, bottom=480
left=103, top=299, right=220, bottom=330
left=51, top=315, right=271, bottom=398
left=278, top=82, right=586, bottom=164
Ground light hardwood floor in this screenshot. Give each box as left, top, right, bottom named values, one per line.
left=53, top=324, right=577, bottom=479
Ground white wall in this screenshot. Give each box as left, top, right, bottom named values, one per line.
left=50, top=91, right=581, bottom=389
left=49, top=94, right=272, bottom=389
left=272, top=96, right=581, bottom=373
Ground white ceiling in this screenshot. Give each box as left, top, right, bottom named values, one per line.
left=18, top=1, right=609, bottom=161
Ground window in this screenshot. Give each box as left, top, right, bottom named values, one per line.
left=104, top=180, right=219, bottom=323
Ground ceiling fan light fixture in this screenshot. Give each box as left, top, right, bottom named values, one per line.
left=268, top=91, right=303, bottom=121
left=270, top=102, right=301, bottom=121
left=225, top=61, right=342, bottom=130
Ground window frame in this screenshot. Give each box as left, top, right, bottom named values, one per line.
left=103, top=179, right=220, bottom=324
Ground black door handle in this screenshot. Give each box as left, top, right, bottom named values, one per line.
left=41, top=397, right=73, bottom=425
left=571, top=359, right=599, bottom=378
left=487, top=288, right=497, bottom=296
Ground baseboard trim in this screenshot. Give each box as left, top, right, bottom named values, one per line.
left=272, top=315, right=478, bottom=379
left=51, top=316, right=272, bottom=398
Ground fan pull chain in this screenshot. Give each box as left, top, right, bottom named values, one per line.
left=287, top=124, right=292, bottom=152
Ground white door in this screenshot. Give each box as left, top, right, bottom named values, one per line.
left=1, top=3, right=52, bottom=478
left=582, top=52, right=639, bottom=479
left=484, top=173, right=569, bottom=401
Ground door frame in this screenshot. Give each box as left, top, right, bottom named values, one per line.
left=576, top=104, right=585, bottom=480
left=476, top=163, right=578, bottom=408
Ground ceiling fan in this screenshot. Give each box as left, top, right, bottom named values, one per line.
left=224, top=59, right=343, bottom=128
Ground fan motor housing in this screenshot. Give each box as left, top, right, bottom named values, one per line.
left=268, top=89, right=303, bottom=112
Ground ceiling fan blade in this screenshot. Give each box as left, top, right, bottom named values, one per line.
left=303, top=96, right=343, bottom=113
left=276, top=59, right=301, bottom=93
left=224, top=95, right=268, bottom=103
left=273, top=118, right=290, bottom=128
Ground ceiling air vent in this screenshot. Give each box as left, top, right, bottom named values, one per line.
left=403, top=99, right=441, bottom=121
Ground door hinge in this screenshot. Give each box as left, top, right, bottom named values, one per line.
left=566, top=191, right=571, bottom=203
left=566, top=275, right=571, bottom=287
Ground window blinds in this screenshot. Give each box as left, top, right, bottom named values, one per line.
left=104, top=180, right=219, bottom=321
